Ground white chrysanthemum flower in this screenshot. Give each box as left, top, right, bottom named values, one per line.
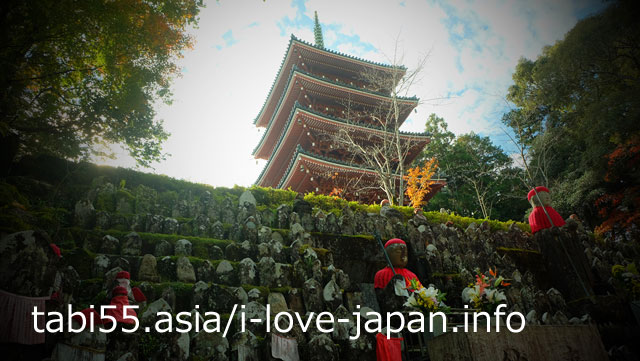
left=424, top=286, right=438, bottom=299
left=462, top=287, right=477, bottom=303
left=485, top=288, right=496, bottom=302
left=404, top=293, right=418, bottom=307
left=495, top=290, right=507, bottom=302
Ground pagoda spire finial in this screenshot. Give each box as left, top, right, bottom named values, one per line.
left=314, top=11, right=324, bottom=48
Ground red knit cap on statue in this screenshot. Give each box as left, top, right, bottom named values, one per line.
left=527, top=186, right=550, bottom=201
left=49, top=243, right=61, bottom=258
left=116, top=271, right=130, bottom=279
left=132, top=287, right=147, bottom=302
left=384, top=238, right=406, bottom=248
left=112, top=286, right=128, bottom=296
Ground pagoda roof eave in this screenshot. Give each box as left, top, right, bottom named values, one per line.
left=253, top=102, right=431, bottom=185
left=254, top=35, right=413, bottom=127
left=294, top=65, right=419, bottom=103
left=297, top=104, right=431, bottom=138
left=292, top=35, right=405, bottom=71
left=253, top=100, right=430, bottom=157
left=252, top=67, right=420, bottom=158
left=276, top=145, right=446, bottom=189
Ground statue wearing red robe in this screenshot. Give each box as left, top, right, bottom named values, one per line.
left=528, top=186, right=565, bottom=234
left=373, top=238, right=422, bottom=291
left=103, top=286, right=137, bottom=325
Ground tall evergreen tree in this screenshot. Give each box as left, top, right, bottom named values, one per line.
left=418, top=114, right=529, bottom=221
left=314, top=11, right=324, bottom=48
left=502, top=0, right=640, bottom=226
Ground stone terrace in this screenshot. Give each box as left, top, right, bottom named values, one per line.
left=1, top=158, right=638, bottom=360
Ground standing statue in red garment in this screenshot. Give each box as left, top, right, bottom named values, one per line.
left=374, top=238, right=422, bottom=361
left=527, top=186, right=565, bottom=234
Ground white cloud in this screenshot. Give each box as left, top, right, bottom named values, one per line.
left=94, top=0, right=608, bottom=186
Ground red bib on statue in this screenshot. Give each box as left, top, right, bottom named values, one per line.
left=529, top=206, right=565, bottom=234
left=374, top=267, right=422, bottom=290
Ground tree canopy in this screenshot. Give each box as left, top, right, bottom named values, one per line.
left=0, top=0, right=204, bottom=167
left=405, top=158, right=438, bottom=210
left=417, top=114, right=529, bottom=221
left=501, top=0, right=640, bottom=227
left=416, top=0, right=640, bottom=228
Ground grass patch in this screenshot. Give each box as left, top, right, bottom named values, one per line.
left=423, top=211, right=530, bottom=233
left=59, top=227, right=233, bottom=257
left=496, top=247, right=541, bottom=255
left=431, top=272, right=461, bottom=278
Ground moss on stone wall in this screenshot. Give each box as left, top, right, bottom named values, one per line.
left=0, top=209, right=33, bottom=234
left=4, top=156, right=531, bottom=235
left=423, top=211, right=530, bottom=232
left=106, top=230, right=232, bottom=257
left=496, top=246, right=541, bottom=255
left=52, top=228, right=233, bottom=258
left=62, top=247, right=96, bottom=276
left=95, top=191, right=115, bottom=212
left=31, top=207, right=69, bottom=233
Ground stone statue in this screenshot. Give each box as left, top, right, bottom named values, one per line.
left=374, top=238, right=423, bottom=291
left=374, top=239, right=423, bottom=322
left=373, top=238, right=423, bottom=360
left=527, top=186, right=565, bottom=234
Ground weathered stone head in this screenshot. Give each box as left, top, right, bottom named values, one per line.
left=527, top=186, right=552, bottom=207
left=527, top=186, right=566, bottom=234
left=385, top=238, right=408, bottom=268
left=0, top=230, right=62, bottom=297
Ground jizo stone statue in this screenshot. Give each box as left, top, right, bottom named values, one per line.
left=528, top=186, right=566, bottom=234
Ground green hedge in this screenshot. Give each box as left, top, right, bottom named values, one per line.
left=249, top=186, right=297, bottom=208
left=56, top=227, right=233, bottom=257
left=5, top=156, right=530, bottom=234
left=423, top=211, right=530, bottom=233
left=302, top=192, right=529, bottom=232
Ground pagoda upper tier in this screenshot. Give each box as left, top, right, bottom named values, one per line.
left=253, top=65, right=419, bottom=160
left=254, top=35, right=415, bottom=127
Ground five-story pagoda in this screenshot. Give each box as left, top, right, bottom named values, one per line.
left=253, top=18, right=444, bottom=204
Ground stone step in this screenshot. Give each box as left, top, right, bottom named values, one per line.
left=65, top=244, right=341, bottom=283
left=68, top=249, right=351, bottom=296
left=57, top=227, right=233, bottom=258
left=75, top=279, right=357, bottom=317
left=77, top=279, right=275, bottom=312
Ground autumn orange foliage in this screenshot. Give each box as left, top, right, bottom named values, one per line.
left=328, top=187, right=343, bottom=198
left=404, top=158, right=439, bottom=209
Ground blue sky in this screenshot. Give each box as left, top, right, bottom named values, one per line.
left=95, top=0, right=608, bottom=186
